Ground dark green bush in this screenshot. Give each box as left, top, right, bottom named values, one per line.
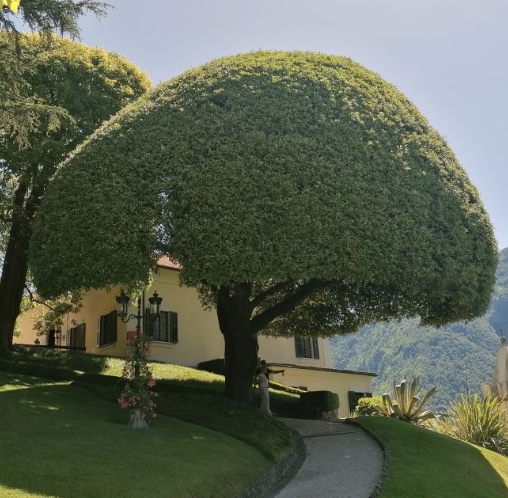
left=300, top=390, right=339, bottom=419
left=197, top=358, right=225, bottom=376
left=0, top=359, right=75, bottom=381
left=268, top=381, right=306, bottom=396
left=6, top=345, right=109, bottom=373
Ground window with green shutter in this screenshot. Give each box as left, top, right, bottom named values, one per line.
left=295, top=337, right=319, bottom=359
left=146, top=310, right=178, bottom=344
left=68, top=323, right=86, bottom=349
left=98, top=310, right=117, bottom=347
left=169, top=311, right=178, bottom=343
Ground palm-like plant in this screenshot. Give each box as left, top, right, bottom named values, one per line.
left=373, top=378, right=437, bottom=425
left=432, top=387, right=508, bottom=456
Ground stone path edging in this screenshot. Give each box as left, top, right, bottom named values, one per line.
left=234, top=425, right=306, bottom=498
left=235, top=417, right=386, bottom=498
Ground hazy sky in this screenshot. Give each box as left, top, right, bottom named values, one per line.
left=80, top=0, right=508, bottom=249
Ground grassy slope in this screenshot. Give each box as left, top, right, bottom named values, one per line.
left=0, top=371, right=272, bottom=498
left=355, top=416, right=508, bottom=498
left=5, top=348, right=507, bottom=498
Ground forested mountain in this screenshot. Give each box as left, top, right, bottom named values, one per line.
left=330, top=248, right=508, bottom=409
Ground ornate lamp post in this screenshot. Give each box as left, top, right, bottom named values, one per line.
left=115, top=289, right=162, bottom=429
left=115, top=290, right=162, bottom=333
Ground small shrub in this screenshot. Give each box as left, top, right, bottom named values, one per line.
left=373, top=377, right=437, bottom=425
left=355, top=396, right=383, bottom=416
left=268, top=381, right=306, bottom=396
left=300, top=390, right=339, bottom=419
left=197, top=358, right=225, bottom=376
left=431, top=387, right=508, bottom=456
left=6, top=345, right=109, bottom=373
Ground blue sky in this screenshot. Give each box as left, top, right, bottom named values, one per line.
left=81, top=0, right=508, bottom=249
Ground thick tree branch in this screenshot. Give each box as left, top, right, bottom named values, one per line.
left=250, top=281, right=294, bottom=310
left=250, top=279, right=326, bottom=333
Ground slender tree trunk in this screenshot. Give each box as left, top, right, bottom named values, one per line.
left=217, top=285, right=258, bottom=404
left=0, top=181, right=42, bottom=353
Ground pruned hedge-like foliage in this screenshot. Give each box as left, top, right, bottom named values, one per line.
left=198, top=358, right=226, bottom=376
left=300, top=390, right=340, bottom=419
left=31, top=51, right=497, bottom=331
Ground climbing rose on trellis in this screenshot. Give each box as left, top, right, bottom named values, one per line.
left=118, top=330, right=158, bottom=420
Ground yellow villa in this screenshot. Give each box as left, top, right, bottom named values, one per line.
left=16, top=257, right=376, bottom=418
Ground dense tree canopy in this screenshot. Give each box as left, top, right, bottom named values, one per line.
left=30, top=51, right=498, bottom=401
left=0, top=0, right=109, bottom=146
left=0, top=33, right=150, bottom=352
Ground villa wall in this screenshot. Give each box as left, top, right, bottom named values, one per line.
left=266, top=365, right=374, bottom=419
left=15, top=264, right=375, bottom=410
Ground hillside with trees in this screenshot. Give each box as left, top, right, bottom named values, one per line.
left=330, top=248, right=508, bottom=409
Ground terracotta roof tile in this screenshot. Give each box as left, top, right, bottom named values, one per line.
left=157, top=255, right=182, bottom=270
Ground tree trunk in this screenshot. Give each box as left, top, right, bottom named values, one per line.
left=217, top=285, right=258, bottom=404
left=0, top=215, right=31, bottom=352
left=0, top=181, right=42, bottom=353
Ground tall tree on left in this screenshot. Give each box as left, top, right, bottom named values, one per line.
left=0, top=32, right=151, bottom=352
left=0, top=0, right=110, bottom=147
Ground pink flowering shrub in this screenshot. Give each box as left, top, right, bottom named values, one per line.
left=118, top=330, right=158, bottom=420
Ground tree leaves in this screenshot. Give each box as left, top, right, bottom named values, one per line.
left=31, top=51, right=497, bottom=332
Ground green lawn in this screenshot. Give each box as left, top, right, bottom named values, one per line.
left=355, top=416, right=508, bottom=498
left=5, top=347, right=507, bottom=498
left=1, top=346, right=299, bottom=461
left=0, top=372, right=272, bottom=498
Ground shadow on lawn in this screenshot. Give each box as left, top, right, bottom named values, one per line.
left=6, top=345, right=110, bottom=373
left=0, top=379, right=137, bottom=498
left=0, top=375, right=272, bottom=498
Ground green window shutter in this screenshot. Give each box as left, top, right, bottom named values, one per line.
left=169, top=312, right=178, bottom=343
left=145, top=308, right=154, bottom=338
left=70, top=324, right=86, bottom=349
left=312, top=337, right=319, bottom=359
left=99, top=311, right=117, bottom=346
left=99, top=315, right=106, bottom=346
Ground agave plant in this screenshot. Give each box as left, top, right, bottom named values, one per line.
left=373, top=378, right=437, bottom=425
left=432, top=387, right=508, bottom=456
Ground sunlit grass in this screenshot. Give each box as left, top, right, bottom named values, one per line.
left=101, top=356, right=225, bottom=389
left=355, top=416, right=508, bottom=498
left=1, top=347, right=298, bottom=464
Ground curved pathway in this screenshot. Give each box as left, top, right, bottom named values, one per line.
left=274, top=418, right=384, bottom=498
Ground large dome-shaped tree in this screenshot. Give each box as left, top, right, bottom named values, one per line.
left=30, top=51, right=497, bottom=402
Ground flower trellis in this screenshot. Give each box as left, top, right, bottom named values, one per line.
left=118, top=329, right=158, bottom=426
